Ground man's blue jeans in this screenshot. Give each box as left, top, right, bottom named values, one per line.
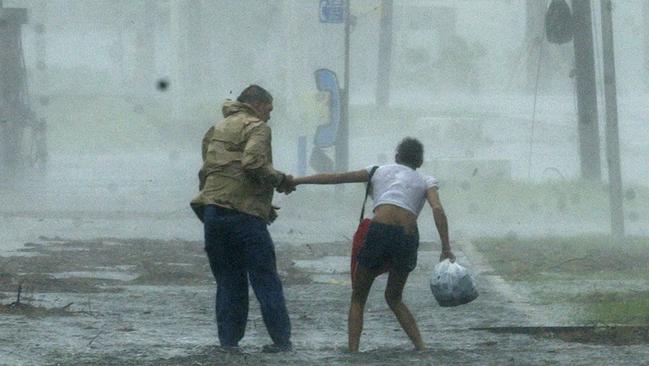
left=203, top=205, right=291, bottom=347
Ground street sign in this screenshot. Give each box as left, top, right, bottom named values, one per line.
left=319, top=0, right=345, bottom=24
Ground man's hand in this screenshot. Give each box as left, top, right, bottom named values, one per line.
left=440, top=249, right=456, bottom=263
left=276, top=174, right=296, bottom=195
left=269, top=205, right=280, bottom=223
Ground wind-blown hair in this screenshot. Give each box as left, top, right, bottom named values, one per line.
left=396, top=137, right=424, bottom=169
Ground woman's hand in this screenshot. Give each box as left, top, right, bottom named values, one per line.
left=440, top=249, right=456, bottom=263
left=276, top=175, right=296, bottom=194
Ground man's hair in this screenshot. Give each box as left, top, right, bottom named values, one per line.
left=237, top=84, right=273, bottom=105
left=396, top=137, right=424, bottom=168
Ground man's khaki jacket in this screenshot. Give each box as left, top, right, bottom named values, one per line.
left=190, top=101, right=285, bottom=223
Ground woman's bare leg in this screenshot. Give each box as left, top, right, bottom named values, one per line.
left=348, top=266, right=381, bottom=352
left=385, top=270, right=424, bottom=350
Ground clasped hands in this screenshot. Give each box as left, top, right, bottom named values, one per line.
left=276, top=174, right=297, bottom=195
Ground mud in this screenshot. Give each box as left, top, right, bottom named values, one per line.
left=0, top=237, right=332, bottom=295
left=477, top=326, right=649, bottom=346
left=2, top=238, right=649, bottom=365
left=0, top=301, right=83, bottom=318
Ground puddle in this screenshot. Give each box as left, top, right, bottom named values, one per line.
left=35, top=247, right=90, bottom=252
left=102, top=240, right=128, bottom=246
left=292, top=256, right=351, bottom=285
left=293, top=256, right=349, bottom=274
left=311, top=274, right=350, bottom=285
left=475, top=325, right=649, bottom=345
left=50, top=271, right=139, bottom=282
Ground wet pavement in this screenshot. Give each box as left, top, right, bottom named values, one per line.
left=2, top=239, right=649, bottom=365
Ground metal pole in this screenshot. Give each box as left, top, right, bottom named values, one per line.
left=600, top=0, right=624, bottom=241
left=376, top=0, right=393, bottom=108
left=336, top=0, right=350, bottom=173
left=643, top=0, right=649, bottom=91
left=571, top=0, right=602, bottom=181
left=0, top=2, right=29, bottom=174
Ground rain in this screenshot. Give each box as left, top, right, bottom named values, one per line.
left=1, top=1, right=649, bottom=365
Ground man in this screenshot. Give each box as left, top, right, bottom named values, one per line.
left=191, top=85, right=294, bottom=352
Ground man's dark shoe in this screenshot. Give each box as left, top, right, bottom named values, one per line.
left=261, top=343, right=293, bottom=353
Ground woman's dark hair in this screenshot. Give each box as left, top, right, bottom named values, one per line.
left=396, top=137, right=424, bottom=168
left=237, top=84, right=273, bottom=105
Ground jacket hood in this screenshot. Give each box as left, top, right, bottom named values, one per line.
left=222, top=101, right=260, bottom=119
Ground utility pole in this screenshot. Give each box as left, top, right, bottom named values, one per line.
left=643, top=0, right=649, bottom=91
left=336, top=0, right=350, bottom=174
left=33, top=1, right=48, bottom=95
left=375, top=0, right=393, bottom=109
left=600, top=0, right=624, bottom=241
left=0, top=1, right=29, bottom=173
left=571, top=0, right=602, bottom=181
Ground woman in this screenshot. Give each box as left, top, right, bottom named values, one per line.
left=292, top=137, right=455, bottom=352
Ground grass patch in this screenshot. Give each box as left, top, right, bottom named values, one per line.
left=473, top=235, right=649, bottom=281
left=473, top=235, right=649, bottom=324
left=571, top=291, right=649, bottom=324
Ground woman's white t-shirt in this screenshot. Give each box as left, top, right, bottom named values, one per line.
left=365, top=164, right=439, bottom=216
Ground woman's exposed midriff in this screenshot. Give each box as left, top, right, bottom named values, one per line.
left=372, top=204, right=418, bottom=235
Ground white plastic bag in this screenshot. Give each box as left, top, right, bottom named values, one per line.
left=430, top=259, right=479, bottom=307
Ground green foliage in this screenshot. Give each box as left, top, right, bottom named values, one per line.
left=578, top=292, right=649, bottom=324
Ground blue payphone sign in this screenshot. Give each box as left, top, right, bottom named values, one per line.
left=313, top=69, right=341, bottom=148
left=319, top=0, right=345, bottom=24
